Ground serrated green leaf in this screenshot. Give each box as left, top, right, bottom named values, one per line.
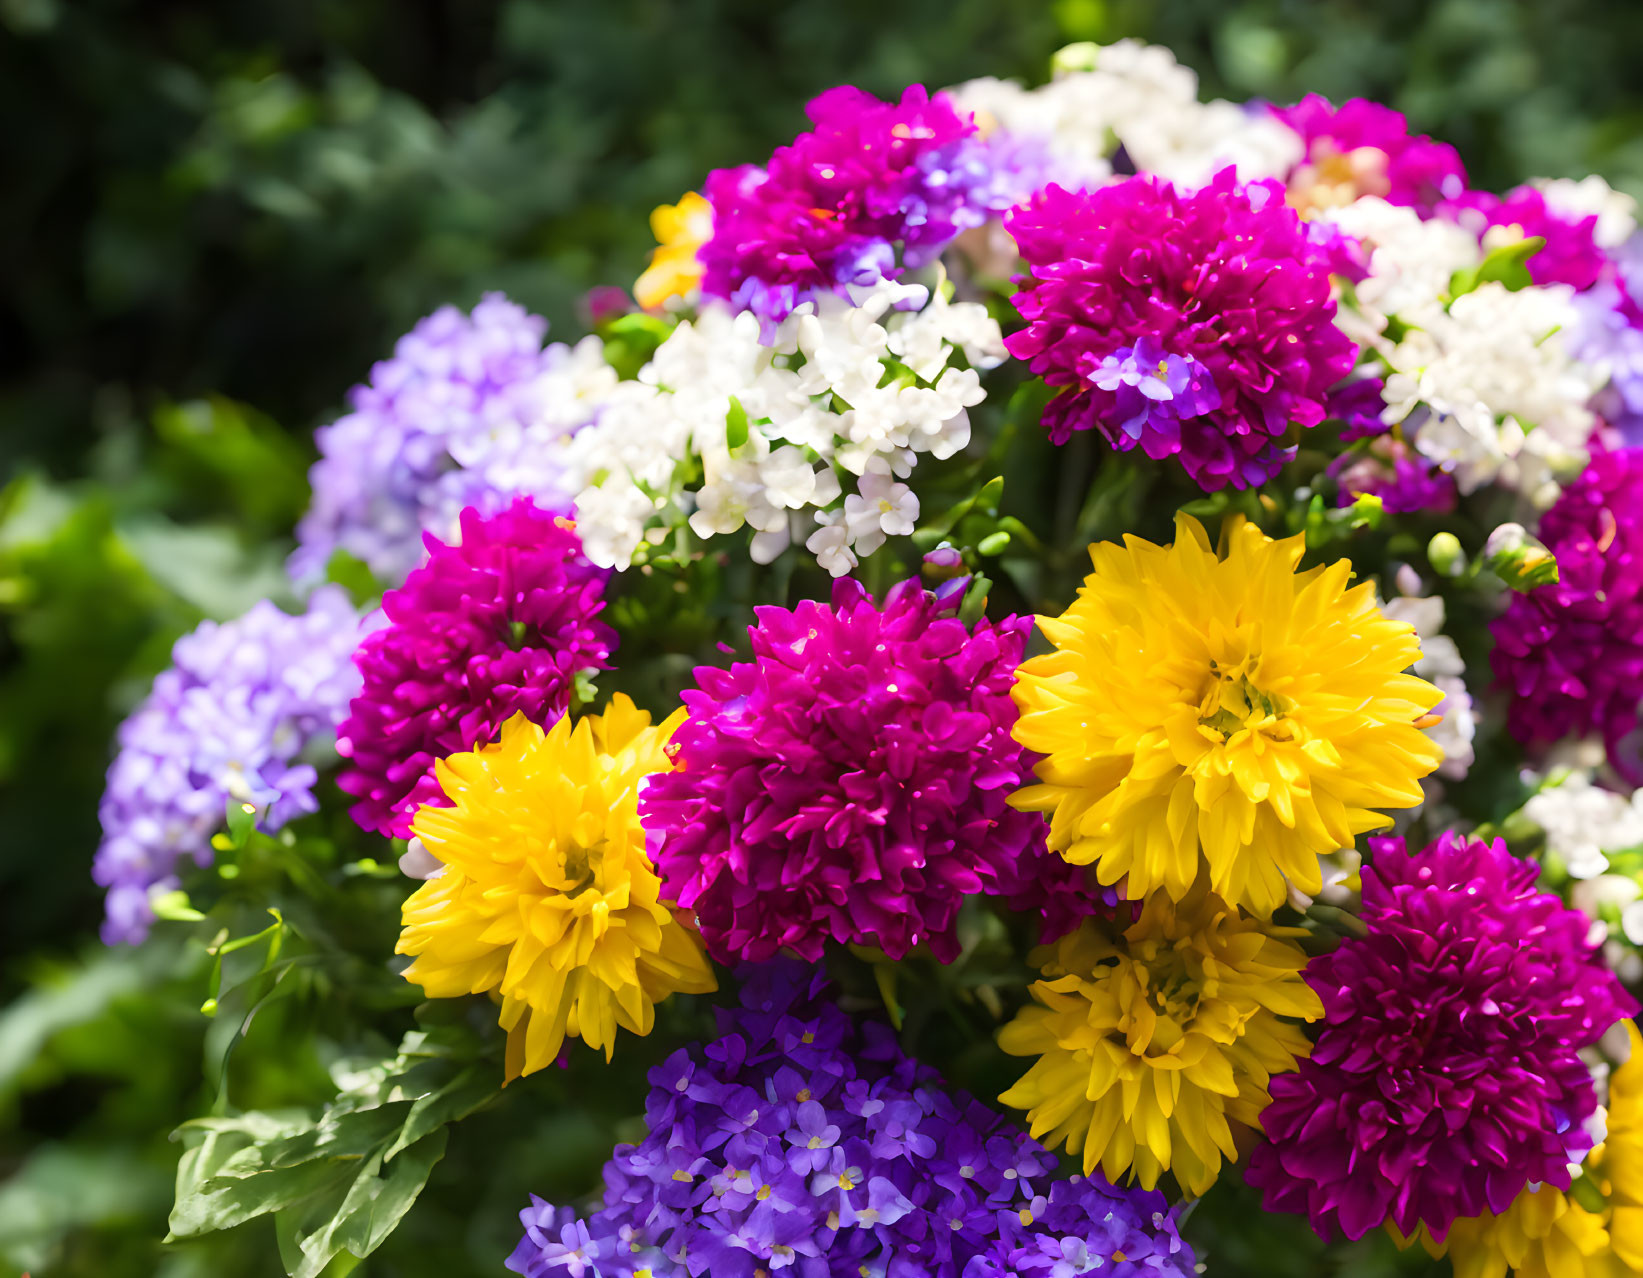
left=167, top=1026, right=498, bottom=1275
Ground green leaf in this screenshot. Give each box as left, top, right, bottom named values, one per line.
left=167, top=1026, right=499, bottom=1275
left=225, top=798, right=258, bottom=849
left=725, top=395, right=750, bottom=453
left=1450, top=236, right=1544, bottom=296
left=912, top=476, right=1004, bottom=550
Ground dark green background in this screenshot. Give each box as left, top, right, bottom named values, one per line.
left=3, top=1, right=1641, bottom=1274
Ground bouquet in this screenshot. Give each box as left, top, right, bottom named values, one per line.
left=97, top=39, right=1643, bottom=1278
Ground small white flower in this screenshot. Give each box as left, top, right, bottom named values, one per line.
left=806, top=516, right=857, bottom=577
left=843, top=472, right=919, bottom=556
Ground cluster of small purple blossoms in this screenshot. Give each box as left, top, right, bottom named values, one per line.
left=93, top=587, right=370, bottom=944
left=507, top=962, right=1194, bottom=1278
left=699, top=85, right=1044, bottom=325
left=1490, top=445, right=1643, bottom=782
left=1247, top=832, right=1636, bottom=1242
left=1274, top=94, right=1469, bottom=216
left=336, top=499, right=614, bottom=838
left=291, top=293, right=609, bottom=588
left=640, top=578, right=1107, bottom=965
left=1004, top=170, right=1357, bottom=490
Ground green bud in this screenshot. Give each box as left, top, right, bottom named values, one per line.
left=1427, top=532, right=1466, bottom=578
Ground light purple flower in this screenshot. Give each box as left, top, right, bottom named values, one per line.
left=92, top=586, right=371, bottom=944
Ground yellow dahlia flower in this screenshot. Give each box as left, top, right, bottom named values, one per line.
left=398, top=698, right=717, bottom=1079
left=1011, top=513, right=1443, bottom=917
left=1397, top=1185, right=1614, bottom=1278
left=634, top=191, right=712, bottom=310
left=1602, top=1021, right=1643, bottom=1272
left=997, top=886, right=1322, bottom=1195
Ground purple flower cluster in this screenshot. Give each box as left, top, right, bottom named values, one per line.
left=1275, top=95, right=1469, bottom=216
left=1004, top=172, right=1357, bottom=490
left=1247, top=832, right=1635, bottom=1242
left=641, top=578, right=1105, bottom=966
left=93, top=587, right=369, bottom=944
left=507, top=962, right=1194, bottom=1278
left=699, top=86, right=1042, bottom=324
left=291, top=293, right=599, bottom=588
left=1491, top=446, right=1643, bottom=782
left=336, top=499, right=615, bottom=838
left=1329, top=438, right=1456, bottom=514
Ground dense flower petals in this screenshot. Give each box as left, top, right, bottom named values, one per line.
left=1011, top=513, right=1444, bottom=917
left=1247, top=833, right=1637, bottom=1242
left=999, top=886, right=1321, bottom=1194
left=337, top=499, right=615, bottom=837
left=506, top=962, right=1195, bottom=1278
left=643, top=578, right=1106, bottom=964
left=399, top=701, right=716, bottom=1077
left=1004, top=172, right=1355, bottom=490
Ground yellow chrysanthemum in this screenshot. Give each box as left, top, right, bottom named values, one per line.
left=1601, top=1021, right=1643, bottom=1272
left=1010, top=513, right=1444, bottom=917
left=1396, top=1185, right=1615, bottom=1278
left=397, top=698, right=717, bottom=1079
left=996, top=885, right=1322, bottom=1194
left=634, top=191, right=712, bottom=310
left=1395, top=1022, right=1643, bottom=1278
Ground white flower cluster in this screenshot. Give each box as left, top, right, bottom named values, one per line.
left=1379, top=567, right=1476, bottom=783
left=948, top=40, right=1301, bottom=193
left=1527, top=772, right=1643, bottom=881
left=1320, top=198, right=1603, bottom=505
left=561, top=281, right=1005, bottom=575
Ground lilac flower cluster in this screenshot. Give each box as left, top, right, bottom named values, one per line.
left=507, top=962, right=1194, bottom=1278
left=93, top=587, right=370, bottom=944
left=699, top=85, right=1043, bottom=324
left=1491, top=446, right=1643, bottom=782
left=641, top=577, right=1108, bottom=966
left=291, top=293, right=608, bottom=588
left=1004, top=172, right=1356, bottom=490
left=1248, top=832, right=1636, bottom=1241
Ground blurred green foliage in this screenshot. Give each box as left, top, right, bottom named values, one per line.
left=5, top=1, right=1643, bottom=1274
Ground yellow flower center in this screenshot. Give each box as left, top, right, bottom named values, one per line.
left=1195, top=658, right=1296, bottom=746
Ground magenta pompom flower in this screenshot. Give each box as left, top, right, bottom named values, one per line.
left=1246, top=832, right=1635, bottom=1243
left=1004, top=172, right=1357, bottom=490
left=1276, top=94, right=1468, bottom=216
left=700, top=85, right=1038, bottom=324
left=336, top=498, right=615, bottom=837
left=641, top=578, right=1104, bottom=964
left=1491, top=446, right=1643, bottom=781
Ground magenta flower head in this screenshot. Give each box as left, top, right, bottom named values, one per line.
left=1004, top=172, right=1356, bottom=490
left=336, top=498, right=615, bottom=837
left=641, top=578, right=1105, bottom=964
left=1445, top=185, right=1609, bottom=291
left=1491, top=446, right=1643, bottom=781
left=1247, top=832, right=1636, bottom=1243
left=1276, top=95, right=1468, bottom=216
left=700, top=85, right=1041, bottom=325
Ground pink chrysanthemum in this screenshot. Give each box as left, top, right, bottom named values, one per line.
left=699, top=85, right=1040, bottom=324
left=1491, top=446, right=1643, bottom=781
left=640, top=578, right=1106, bottom=964
left=1277, top=95, right=1468, bottom=216
left=1004, top=172, right=1357, bottom=490
left=336, top=499, right=615, bottom=837
left=1247, top=832, right=1635, bottom=1243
